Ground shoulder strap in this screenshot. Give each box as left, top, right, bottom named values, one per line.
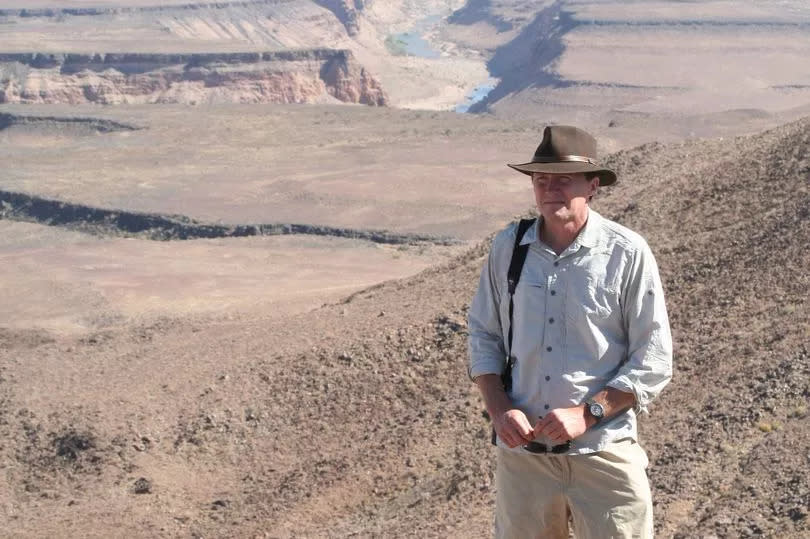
left=508, top=218, right=536, bottom=295
left=492, top=217, right=536, bottom=446
left=504, top=217, right=536, bottom=384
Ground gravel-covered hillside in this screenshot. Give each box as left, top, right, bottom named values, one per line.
left=1, top=118, right=808, bottom=538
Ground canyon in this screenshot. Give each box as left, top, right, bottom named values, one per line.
left=1, top=1, right=810, bottom=538
left=0, top=0, right=482, bottom=110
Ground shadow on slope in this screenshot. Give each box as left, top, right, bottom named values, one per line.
left=447, top=0, right=514, bottom=32
left=0, top=190, right=459, bottom=245
left=469, top=0, right=575, bottom=113
left=0, top=112, right=140, bottom=134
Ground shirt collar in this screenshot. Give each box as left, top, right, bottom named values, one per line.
left=578, top=209, right=603, bottom=248
left=519, top=208, right=603, bottom=248
left=519, top=217, right=539, bottom=246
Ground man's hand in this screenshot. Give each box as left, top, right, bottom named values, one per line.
left=533, top=405, right=592, bottom=444
left=493, top=409, right=536, bottom=448
left=533, top=389, right=636, bottom=444
left=473, top=374, right=538, bottom=448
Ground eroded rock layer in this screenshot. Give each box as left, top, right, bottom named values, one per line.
left=0, top=0, right=293, bottom=17
left=0, top=50, right=387, bottom=106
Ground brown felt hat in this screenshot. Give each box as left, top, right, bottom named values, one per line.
left=508, top=125, right=617, bottom=186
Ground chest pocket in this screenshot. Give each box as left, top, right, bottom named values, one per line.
left=512, top=276, right=546, bottom=317
left=580, top=273, right=616, bottom=320
left=565, top=252, right=621, bottom=323
left=507, top=255, right=548, bottom=332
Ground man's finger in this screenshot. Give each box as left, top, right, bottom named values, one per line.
left=532, top=415, right=551, bottom=435
left=498, top=421, right=522, bottom=448
left=545, top=430, right=563, bottom=443
left=545, top=425, right=569, bottom=443
left=500, top=428, right=522, bottom=448
left=508, top=415, right=534, bottom=440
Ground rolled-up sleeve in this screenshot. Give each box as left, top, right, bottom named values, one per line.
left=467, top=230, right=510, bottom=380
left=608, top=242, right=673, bottom=413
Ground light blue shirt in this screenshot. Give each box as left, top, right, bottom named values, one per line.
left=468, top=209, right=673, bottom=454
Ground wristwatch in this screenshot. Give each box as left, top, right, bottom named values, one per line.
left=585, top=399, right=605, bottom=425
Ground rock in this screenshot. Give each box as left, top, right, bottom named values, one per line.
left=132, top=478, right=152, bottom=494
left=211, top=499, right=229, bottom=509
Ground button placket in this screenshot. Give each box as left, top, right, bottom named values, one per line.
left=542, top=268, right=562, bottom=388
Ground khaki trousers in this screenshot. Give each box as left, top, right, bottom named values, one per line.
left=494, top=439, right=653, bottom=539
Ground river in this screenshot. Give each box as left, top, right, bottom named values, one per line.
left=386, top=15, right=496, bottom=113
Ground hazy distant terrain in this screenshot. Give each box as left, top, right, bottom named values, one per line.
left=1, top=1, right=809, bottom=537
left=0, top=104, right=539, bottom=238
left=3, top=0, right=809, bottom=115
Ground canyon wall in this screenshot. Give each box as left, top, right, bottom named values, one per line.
left=0, top=50, right=387, bottom=106
left=312, top=0, right=363, bottom=35
left=0, top=1, right=293, bottom=17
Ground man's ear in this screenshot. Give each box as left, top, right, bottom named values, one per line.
left=589, top=177, right=600, bottom=198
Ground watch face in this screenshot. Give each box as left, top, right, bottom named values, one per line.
left=589, top=403, right=604, bottom=418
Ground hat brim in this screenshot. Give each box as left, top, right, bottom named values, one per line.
left=507, top=161, right=617, bottom=186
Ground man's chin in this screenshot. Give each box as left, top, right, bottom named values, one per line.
left=541, top=206, right=572, bottom=220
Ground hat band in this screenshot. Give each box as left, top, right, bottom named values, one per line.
left=531, top=154, right=598, bottom=166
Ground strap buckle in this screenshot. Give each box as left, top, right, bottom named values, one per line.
left=523, top=440, right=572, bottom=454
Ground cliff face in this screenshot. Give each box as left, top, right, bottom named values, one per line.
left=321, top=50, right=385, bottom=103
left=0, top=51, right=387, bottom=106
left=312, top=0, right=363, bottom=36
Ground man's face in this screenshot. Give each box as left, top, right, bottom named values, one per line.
left=531, top=172, right=599, bottom=223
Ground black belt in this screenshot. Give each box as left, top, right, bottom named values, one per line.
left=523, top=440, right=571, bottom=454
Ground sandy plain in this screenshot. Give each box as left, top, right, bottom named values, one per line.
left=0, top=220, right=465, bottom=333
left=1, top=103, right=539, bottom=333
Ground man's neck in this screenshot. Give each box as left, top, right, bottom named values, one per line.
left=540, top=208, right=589, bottom=255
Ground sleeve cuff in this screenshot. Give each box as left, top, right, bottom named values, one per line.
left=607, top=376, right=648, bottom=415
left=468, top=358, right=503, bottom=382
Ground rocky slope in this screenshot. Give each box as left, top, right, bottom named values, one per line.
left=0, top=50, right=387, bottom=105
left=0, top=116, right=807, bottom=537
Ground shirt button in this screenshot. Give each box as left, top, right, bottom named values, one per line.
left=554, top=261, right=559, bottom=267
left=548, top=318, right=554, bottom=324
left=546, top=346, right=552, bottom=352
left=545, top=375, right=551, bottom=381
left=550, top=290, right=556, bottom=296
left=544, top=404, right=550, bottom=410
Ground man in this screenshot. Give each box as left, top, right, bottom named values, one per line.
left=468, top=125, right=673, bottom=538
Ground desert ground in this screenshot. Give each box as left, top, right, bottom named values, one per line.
left=1, top=0, right=809, bottom=537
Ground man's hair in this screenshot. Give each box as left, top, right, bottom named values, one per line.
left=585, top=172, right=600, bottom=202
